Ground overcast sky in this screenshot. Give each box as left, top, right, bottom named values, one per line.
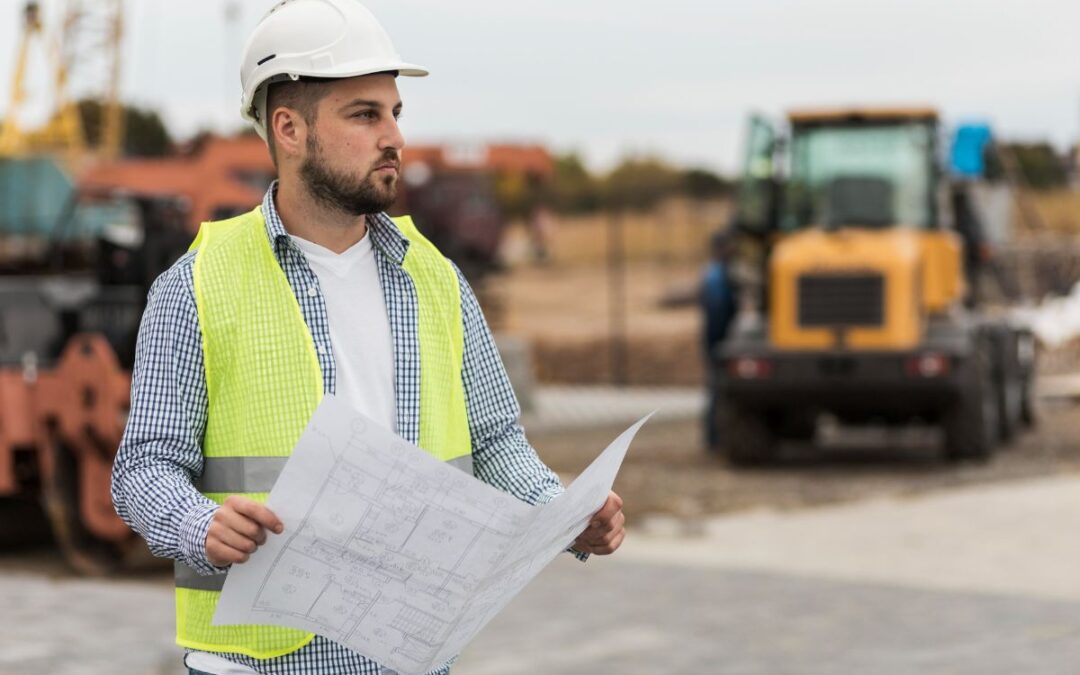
left=1, top=0, right=1078, bottom=173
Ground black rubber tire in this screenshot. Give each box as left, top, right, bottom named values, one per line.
left=997, top=372, right=1023, bottom=442
left=718, top=400, right=777, bottom=466
left=1019, top=372, right=1037, bottom=428
left=944, top=339, right=999, bottom=462
left=779, top=412, right=816, bottom=442
left=41, top=442, right=123, bottom=576
left=990, top=327, right=1023, bottom=442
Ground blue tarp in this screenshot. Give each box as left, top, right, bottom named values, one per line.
left=0, top=157, right=74, bottom=236
left=950, top=123, right=993, bottom=178
left=0, top=157, right=128, bottom=240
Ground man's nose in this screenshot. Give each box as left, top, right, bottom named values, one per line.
left=380, top=117, right=405, bottom=151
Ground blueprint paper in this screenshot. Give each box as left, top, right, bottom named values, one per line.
left=212, top=395, right=650, bottom=675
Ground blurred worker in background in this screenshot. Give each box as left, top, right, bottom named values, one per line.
left=527, top=204, right=556, bottom=264
left=110, top=1, right=625, bottom=674
left=950, top=181, right=989, bottom=308
left=701, top=229, right=739, bottom=453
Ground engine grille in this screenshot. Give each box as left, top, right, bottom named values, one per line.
left=798, top=273, right=885, bottom=327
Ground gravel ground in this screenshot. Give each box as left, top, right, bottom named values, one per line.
left=529, top=396, right=1080, bottom=526
left=6, top=395, right=1080, bottom=575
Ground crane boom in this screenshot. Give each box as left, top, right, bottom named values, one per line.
left=0, top=0, right=125, bottom=165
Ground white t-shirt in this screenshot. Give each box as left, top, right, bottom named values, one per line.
left=185, top=652, right=259, bottom=674
left=290, top=230, right=397, bottom=434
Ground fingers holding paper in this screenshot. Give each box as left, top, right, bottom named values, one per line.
left=573, top=491, right=625, bottom=555
left=206, top=495, right=284, bottom=567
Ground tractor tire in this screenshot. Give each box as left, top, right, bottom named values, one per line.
left=780, top=412, right=817, bottom=442
left=997, top=370, right=1023, bottom=442
left=718, top=400, right=776, bottom=466
left=990, top=327, right=1023, bottom=443
left=41, top=441, right=124, bottom=576
left=944, top=339, right=999, bottom=462
left=1020, top=374, right=1037, bottom=428
left=1018, top=331, right=1038, bottom=429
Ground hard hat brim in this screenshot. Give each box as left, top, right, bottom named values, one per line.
left=273, top=59, right=428, bottom=82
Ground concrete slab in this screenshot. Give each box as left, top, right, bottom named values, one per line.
left=624, top=473, right=1080, bottom=602
left=0, top=572, right=182, bottom=675
left=458, top=556, right=1080, bottom=675
left=521, top=385, right=704, bottom=433
left=458, top=474, right=1080, bottom=673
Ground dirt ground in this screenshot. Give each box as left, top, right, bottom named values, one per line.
left=489, top=259, right=707, bottom=385
left=4, top=392, right=1080, bottom=578
left=529, top=397, right=1080, bottom=528
left=496, top=262, right=699, bottom=343
left=7, top=398, right=1080, bottom=579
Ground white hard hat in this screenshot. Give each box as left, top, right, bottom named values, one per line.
left=240, top=0, right=428, bottom=142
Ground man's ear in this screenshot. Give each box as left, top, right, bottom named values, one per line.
left=271, top=107, right=306, bottom=161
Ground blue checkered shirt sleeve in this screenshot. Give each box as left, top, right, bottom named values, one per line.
left=452, top=265, right=553, bottom=496
left=452, top=262, right=588, bottom=561
left=110, top=251, right=224, bottom=575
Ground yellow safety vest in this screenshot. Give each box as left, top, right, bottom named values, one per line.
left=174, top=206, right=472, bottom=659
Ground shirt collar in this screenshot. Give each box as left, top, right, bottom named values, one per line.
left=260, top=181, right=410, bottom=266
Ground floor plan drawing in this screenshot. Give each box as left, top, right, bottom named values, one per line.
left=213, top=395, right=649, bottom=675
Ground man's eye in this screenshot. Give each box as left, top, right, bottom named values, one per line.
left=352, top=110, right=377, bottom=120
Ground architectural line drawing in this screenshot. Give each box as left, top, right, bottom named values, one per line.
left=213, top=395, right=648, bottom=675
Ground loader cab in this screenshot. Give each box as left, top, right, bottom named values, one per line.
left=782, top=109, right=940, bottom=232
left=731, top=108, right=966, bottom=324
left=734, top=108, right=942, bottom=235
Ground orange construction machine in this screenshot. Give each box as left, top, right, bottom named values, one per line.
left=0, top=174, right=192, bottom=573
left=717, top=107, right=1035, bottom=464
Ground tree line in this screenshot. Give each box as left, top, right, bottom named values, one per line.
left=16, top=101, right=1075, bottom=210
left=497, top=153, right=734, bottom=218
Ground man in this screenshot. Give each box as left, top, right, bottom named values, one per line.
left=949, top=181, right=989, bottom=308
left=700, top=229, right=738, bottom=453
left=110, top=2, right=625, bottom=673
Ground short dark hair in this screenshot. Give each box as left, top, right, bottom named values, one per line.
left=264, top=77, right=334, bottom=167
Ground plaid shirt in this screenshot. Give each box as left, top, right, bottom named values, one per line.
left=111, top=185, right=578, bottom=675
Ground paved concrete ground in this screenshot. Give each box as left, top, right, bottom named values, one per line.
left=4, top=474, right=1080, bottom=674
left=626, top=473, right=1080, bottom=602
left=521, top=385, right=703, bottom=433
left=0, top=570, right=181, bottom=675
left=460, top=473, right=1080, bottom=674
left=459, top=558, right=1080, bottom=675
left=518, top=369, right=1080, bottom=435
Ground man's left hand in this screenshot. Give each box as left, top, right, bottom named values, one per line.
left=573, top=491, right=625, bottom=555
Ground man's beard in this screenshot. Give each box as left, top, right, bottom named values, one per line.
left=300, top=132, right=399, bottom=217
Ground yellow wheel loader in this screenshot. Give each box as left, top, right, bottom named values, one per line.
left=717, top=108, right=1035, bottom=464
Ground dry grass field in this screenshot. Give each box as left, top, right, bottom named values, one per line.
left=493, top=189, right=1080, bottom=385
left=492, top=198, right=729, bottom=385
left=1017, top=188, right=1080, bottom=234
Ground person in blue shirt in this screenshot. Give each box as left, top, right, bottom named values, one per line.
left=700, top=230, right=738, bottom=453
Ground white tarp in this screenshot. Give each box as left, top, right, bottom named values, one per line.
left=1012, top=280, right=1080, bottom=348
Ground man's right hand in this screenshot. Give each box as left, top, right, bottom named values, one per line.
left=205, top=495, right=284, bottom=567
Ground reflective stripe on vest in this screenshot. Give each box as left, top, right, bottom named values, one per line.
left=194, top=456, right=290, bottom=493
left=196, top=454, right=475, bottom=495
left=176, top=207, right=473, bottom=660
